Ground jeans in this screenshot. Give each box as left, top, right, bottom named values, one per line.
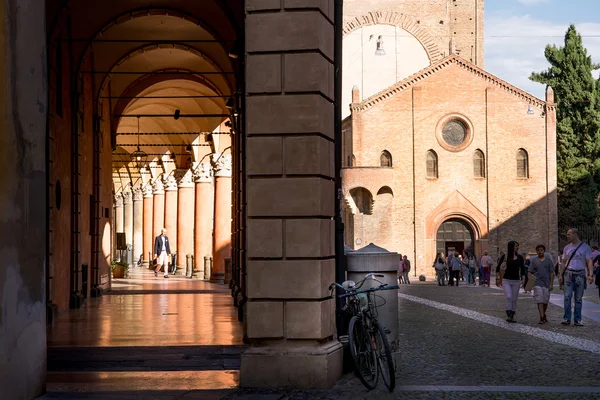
left=481, top=267, right=491, bottom=285
left=563, top=271, right=586, bottom=322
left=403, top=271, right=410, bottom=284
left=503, top=279, right=521, bottom=311
left=450, top=270, right=460, bottom=286
left=436, top=270, right=446, bottom=285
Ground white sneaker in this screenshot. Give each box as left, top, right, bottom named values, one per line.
left=164, top=274, right=169, bottom=278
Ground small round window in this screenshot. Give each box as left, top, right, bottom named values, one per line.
left=442, top=120, right=467, bottom=146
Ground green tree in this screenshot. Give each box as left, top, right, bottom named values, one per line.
left=530, top=24, right=600, bottom=226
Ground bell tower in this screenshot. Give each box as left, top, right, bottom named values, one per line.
left=448, top=0, right=485, bottom=67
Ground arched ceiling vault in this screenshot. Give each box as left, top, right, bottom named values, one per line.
left=45, top=2, right=242, bottom=190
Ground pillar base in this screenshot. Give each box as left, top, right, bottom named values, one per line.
left=209, top=272, right=225, bottom=284
left=240, top=340, right=343, bottom=388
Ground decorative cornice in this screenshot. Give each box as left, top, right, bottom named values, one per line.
left=193, top=162, right=213, bottom=183
left=175, top=169, right=194, bottom=188
left=152, top=177, right=164, bottom=195
left=114, top=192, right=123, bottom=207
left=163, top=174, right=178, bottom=191
left=212, top=154, right=232, bottom=178
left=132, top=185, right=143, bottom=201
left=142, top=183, right=154, bottom=198
left=351, top=56, right=548, bottom=113
left=343, top=11, right=443, bottom=64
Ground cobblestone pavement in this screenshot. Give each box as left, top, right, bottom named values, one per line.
left=224, top=282, right=600, bottom=400
left=40, top=282, right=600, bottom=400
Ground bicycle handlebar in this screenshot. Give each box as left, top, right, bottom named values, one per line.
left=337, top=284, right=399, bottom=299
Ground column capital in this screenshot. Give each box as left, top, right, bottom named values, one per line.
left=114, top=192, right=123, bottom=207
left=152, top=177, right=165, bottom=195
left=193, top=162, right=213, bottom=183
left=212, top=154, right=232, bottom=178
left=163, top=173, right=178, bottom=191
left=175, top=168, right=194, bottom=188
left=142, top=183, right=154, bottom=198
left=132, top=185, right=144, bottom=201
left=122, top=184, right=133, bottom=205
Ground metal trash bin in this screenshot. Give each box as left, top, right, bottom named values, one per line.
left=346, top=243, right=399, bottom=354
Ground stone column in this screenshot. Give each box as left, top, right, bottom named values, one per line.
left=212, top=154, right=232, bottom=283
left=132, top=185, right=143, bottom=265
left=142, top=183, right=154, bottom=263
left=152, top=178, right=165, bottom=254
left=122, top=184, right=133, bottom=252
left=113, top=192, right=124, bottom=259
left=240, top=3, right=341, bottom=388
left=194, top=163, right=214, bottom=279
left=176, top=169, right=194, bottom=271
left=163, top=174, right=178, bottom=257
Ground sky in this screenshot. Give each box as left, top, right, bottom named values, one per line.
left=485, top=0, right=600, bottom=100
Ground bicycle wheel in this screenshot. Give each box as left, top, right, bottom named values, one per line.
left=373, top=321, right=395, bottom=392
left=348, top=315, right=378, bottom=390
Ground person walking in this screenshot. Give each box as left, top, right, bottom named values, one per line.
left=398, top=253, right=405, bottom=284
left=521, top=253, right=531, bottom=294
left=496, top=241, right=523, bottom=323
left=528, top=244, right=555, bottom=324
left=433, top=253, right=446, bottom=286
left=461, top=255, right=471, bottom=285
left=466, top=253, right=477, bottom=285
left=480, top=251, right=493, bottom=287
left=403, top=255, right=411, bottom=284
left=153, top=228, right=172, bottom=278
left=449, top=254, right=462, bottom=287
left=559, top=228, right=594, bottom=326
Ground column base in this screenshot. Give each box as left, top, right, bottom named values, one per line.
left=209, top=272, right=224, bottom=284
left=240, top=340, right=342, bottom=389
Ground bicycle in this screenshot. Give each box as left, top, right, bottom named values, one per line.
left=330, top=273, right=399, bottom=392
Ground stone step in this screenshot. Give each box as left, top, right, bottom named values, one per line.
left=48, top=345, right=246, bottom=372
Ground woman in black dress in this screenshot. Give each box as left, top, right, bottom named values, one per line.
left=496, top=240, right=524, bottom=323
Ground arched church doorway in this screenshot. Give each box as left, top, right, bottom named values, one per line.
left=436, top=218, right=475, bottom=258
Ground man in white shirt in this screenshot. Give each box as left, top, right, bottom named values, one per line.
left=153, top=228, right=172, bottom=278
left=559, top=228, right=594, bottom=326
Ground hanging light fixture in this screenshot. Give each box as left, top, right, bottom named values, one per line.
left=131, top=117, right=147, bottom=168
left=527, top=104, right=535, bottom=115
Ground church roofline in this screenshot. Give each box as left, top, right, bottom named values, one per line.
left=350, top=55, right=554, bottom=113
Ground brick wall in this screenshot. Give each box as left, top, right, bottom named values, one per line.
left=343, top=0, right=484, bottom=65
left=343, top=59, right=557, bottom=276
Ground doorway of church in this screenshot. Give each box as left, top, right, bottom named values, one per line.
left=436, top=218, right=475, bottom=258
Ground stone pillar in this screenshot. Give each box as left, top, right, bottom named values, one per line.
left=142, top=183, right=154, bottom=263
left=176, top=169, right=194, bottom=270
left=163, top=174, right=178, bottom=255
left=240, top=3, right=341, bottom=388
left=115, top=192, right=124, bottom=233
left=194, top=163, right=214, bottom=279
left=114, top=192, right=124, bottom=259
left=212, top=154, right=232, bottom=283
left=1, top=0, right=47, bottom=396
left=152, top=178, right=165, bottom=253
left=132, top=185, right=143, bottom=265
left=123, top=184, right=133, bottom=251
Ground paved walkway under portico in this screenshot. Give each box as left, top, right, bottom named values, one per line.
left=40, top=275, right=600, bottom=399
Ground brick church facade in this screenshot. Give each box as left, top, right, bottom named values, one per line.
left=341, top=0, right=558, bottom=275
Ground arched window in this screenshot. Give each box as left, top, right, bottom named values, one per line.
left=473, top=150, right=485, bottom=178
left=350, top=187, right=373, bottom=215
left=426, top=150, right=438, bottom=179
left=380, top=150, right=392, bottom=167
left=517, top=149, right=529, bottom=178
